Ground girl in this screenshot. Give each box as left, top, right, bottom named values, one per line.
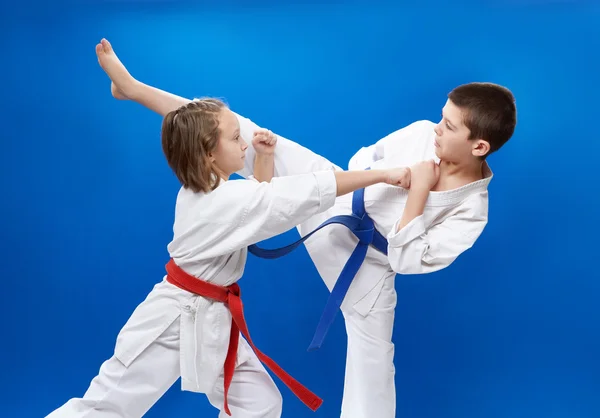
left=46, top=43, right=411, bottom=418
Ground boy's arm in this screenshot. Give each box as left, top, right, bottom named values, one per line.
left=395, top=159, right=439, bottom=232
left=386, top=196, right=488, bottom=275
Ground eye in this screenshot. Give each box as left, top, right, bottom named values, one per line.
left=445, top=121, right=452, bottom=130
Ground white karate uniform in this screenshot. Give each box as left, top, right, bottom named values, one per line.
left=236, top=114, right=492, bottom=418
left=46, top=171, right=338, bottom=418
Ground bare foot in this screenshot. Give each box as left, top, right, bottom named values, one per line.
left=111, top=82, right=128, bottom=100
left=95, top=38, right=136, bottom=100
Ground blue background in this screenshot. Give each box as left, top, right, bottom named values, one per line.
left=1, top=1, right=598, bottom=417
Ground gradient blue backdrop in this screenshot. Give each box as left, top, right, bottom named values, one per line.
left=1, top=1, right=599, bottom=417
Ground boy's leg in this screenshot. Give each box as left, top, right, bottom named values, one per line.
left=234, top=112, right=342, bottom=179
left=206, top=340, right=283, bottom=418
left=45, top=320, right=181, bottom=418
left=340, top=274, right=397, bottom=418
left=96, top=39, right=191, bottom=117
left=95, top=39, right=342, bottom=181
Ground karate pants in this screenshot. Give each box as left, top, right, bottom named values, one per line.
left=340, top=274, right=396, bottom=418
left=45, top=317, right=283, bottom=418
left=237, top=115, right=398, bottom=418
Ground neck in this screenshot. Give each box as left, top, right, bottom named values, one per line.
left=213, top=167, right=230, bottom=183
left=435, top=158, right=484, bottom=190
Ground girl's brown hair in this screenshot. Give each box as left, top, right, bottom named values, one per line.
left=161, top=98, right=226, bottom=193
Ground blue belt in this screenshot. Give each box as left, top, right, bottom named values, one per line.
left=248, top=186, right=388, bottom=351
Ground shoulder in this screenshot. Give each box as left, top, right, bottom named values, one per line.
left=209, top=178, right=267, bottom=204
left=175, top=179, right=264, bottom=214
left=453, top=192, right=490, bottom=222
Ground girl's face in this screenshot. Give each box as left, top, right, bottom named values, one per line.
left=210, top=108, right=248, bottom=178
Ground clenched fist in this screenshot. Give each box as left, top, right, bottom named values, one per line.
left=385, top=167, right=411, bottom=188
left=252, top=129, right=277, bottom=155
left=410, top=160, right=440, bottom=191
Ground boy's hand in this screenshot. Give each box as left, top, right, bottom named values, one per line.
left=252, top=129, right=277, bottom=155
left=409, top=160, right=440, bottom=191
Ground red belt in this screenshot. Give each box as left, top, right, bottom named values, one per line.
left=165, top=259, right=323, bottom=415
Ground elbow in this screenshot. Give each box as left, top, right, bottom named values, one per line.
left=254, top=175, right=272, bottom=183
left=388, top=246, right=425, bottom=275
left=388, top=245, right=445, bottom=275
left=390, top=259, right=443, bottom=275
left=390, top=259, right=426, bottom=275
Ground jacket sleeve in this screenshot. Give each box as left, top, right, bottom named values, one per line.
left=386, top=197, right=488, bottom=274
left=186, top=171, right=338, bottom=257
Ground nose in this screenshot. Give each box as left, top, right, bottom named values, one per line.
left=240, top=137, right=248, bottom=151
left=434, top=123, right=442, bottom=137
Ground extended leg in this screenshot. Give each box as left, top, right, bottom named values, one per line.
left=45, top=319, right=181, bottom=418
left=95, top=39, right=342, bottom=181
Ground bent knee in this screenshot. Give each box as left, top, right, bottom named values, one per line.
left=266, top=384, right=284, bottom=415
left=256, top=385, right=283, bottom=418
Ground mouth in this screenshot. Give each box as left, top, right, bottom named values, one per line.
left=434, top=139, right=440, bottom=147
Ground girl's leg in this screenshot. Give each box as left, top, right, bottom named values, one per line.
left=206, top=341, right=283, bottom=418
left=45, top=318, right=181, bottom=418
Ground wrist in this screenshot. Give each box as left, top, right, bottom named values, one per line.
left=373, top=169, right=388, bottom=184
left=255, top=151, right=275, bottom=158
left=410, top=182, right=432, bottom=193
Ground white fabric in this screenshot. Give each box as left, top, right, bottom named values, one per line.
left=341, top=273, right=396, bottom=418
left=46, top=303, right=283, bottom=418
left=46, top=171, right=338, bottom=417
left=235, top=113, right=492, bottom=418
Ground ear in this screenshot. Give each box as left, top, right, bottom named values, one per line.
left=472, top=139, right=490, bottom=158
left=208, top=152, right=216, bottom=163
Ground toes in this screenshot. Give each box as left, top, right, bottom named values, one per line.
left=101, top=38, right=113, bottom=53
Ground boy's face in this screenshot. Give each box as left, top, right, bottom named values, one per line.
left=433, top=99, right=490, bottom=162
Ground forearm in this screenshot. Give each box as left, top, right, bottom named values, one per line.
left=253, top=154, right=275, bottom=182
left=127, top=80, right=191, bottom=117
left=396, top=187, right=429, bottom=232
left=334, top=169, right=387, bottom=196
